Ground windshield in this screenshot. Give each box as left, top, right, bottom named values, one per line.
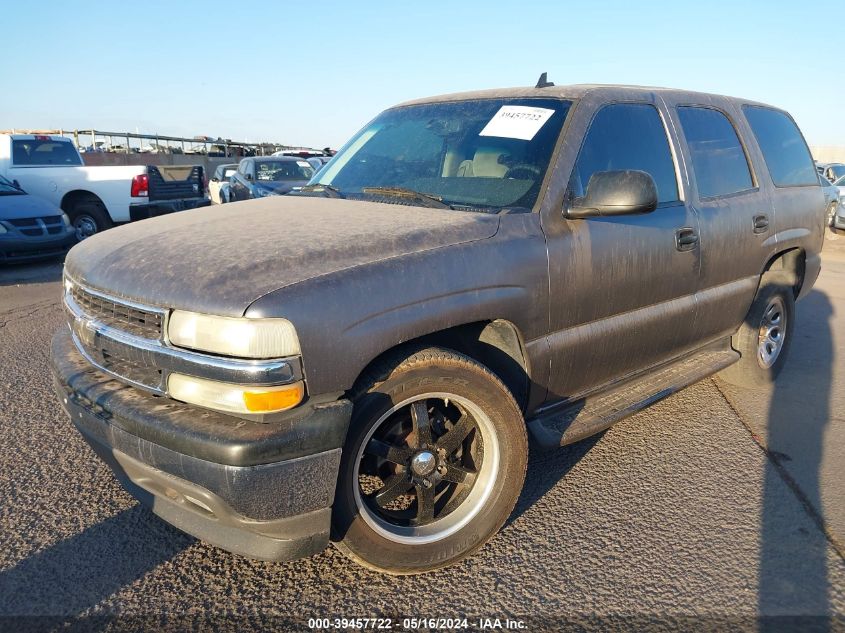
left=835, top=175, right=845, bottom=187
left=829, top=165, right=845, bottom=179
left=255, top=160, right=314, bottom=182
left=311, top=98, right=571, bottom=211
left=0, top=173, right=23, bottom=195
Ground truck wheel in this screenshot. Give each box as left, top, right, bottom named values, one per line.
left=69, top=197, right=112, bottom=241
left=333, top=347, right=528, bottom=574
left=719, top=273, right=795, bottom=389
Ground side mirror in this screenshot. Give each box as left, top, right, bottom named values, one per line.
left=245, top=173, right=253, bottom=181
left=567, top=170, right=658, bottom=219
left=12, top=179, right=21, bottom=189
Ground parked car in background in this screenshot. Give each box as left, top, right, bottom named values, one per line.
left=0, top=173, right=76, bottom=263
left=53, top=83, right=823, bottom=574
left=819, top=162, right=845, bottom=182
left=0, top=134, right=210, bottom=239
left=209, top=163, right=239, bottom=204
left=306, top=156, right=332, bottom=174
left=834, top=174, right=845, bottom=193
left=819, top=173, right=841, bottom=226
left=228, top=156, right=314, bottom=201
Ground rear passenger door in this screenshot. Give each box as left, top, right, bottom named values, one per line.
left=543, top=97, right=702, bottom=400
left=665, top=98, right=772, bottom=343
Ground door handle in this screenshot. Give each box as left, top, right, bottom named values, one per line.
left=675, top=227, right=699, bottom=251
left=753, top=214, right=770, bottom=234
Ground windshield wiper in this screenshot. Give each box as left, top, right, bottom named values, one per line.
left=361, top=187, right=453, bottom=209
left=296, top=184, right=345, bottom=198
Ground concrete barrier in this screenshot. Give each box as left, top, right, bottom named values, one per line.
left=810, top=146, right=845, bottom=164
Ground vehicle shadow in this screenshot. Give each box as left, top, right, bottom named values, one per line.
left=0, top=505, right=190, bottom=617
left=757, top=289, right=834, bottom=630
left=0, top=259, right=63, bottom=287
left=506, top=432, right=602, bottom=527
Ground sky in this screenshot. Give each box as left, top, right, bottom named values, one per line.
left=2, top=0, right=842, bottom=149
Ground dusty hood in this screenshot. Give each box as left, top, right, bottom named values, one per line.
left=65, top=196, right=500, bottom=316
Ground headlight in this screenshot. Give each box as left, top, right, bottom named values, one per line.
left=253, top=186, right=275, bottom=197
left=61, top=213, right=71, bottom=227
left=168, top=373, right=304, bottom=414
left=0, top=223, right=7, bottom=235
left=167, top=311, right=300, bottom=358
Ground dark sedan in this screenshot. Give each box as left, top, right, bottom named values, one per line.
left=0, top=174, right=76, bottom=264
left=229, top=157, right=315, bottom=201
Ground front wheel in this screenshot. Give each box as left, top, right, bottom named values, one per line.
left=719, top=273, right=795, bottom=389
left=332, top=347, right=528, bottom=574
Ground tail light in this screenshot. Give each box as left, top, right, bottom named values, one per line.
left=131, top=174, right=149, bottom=197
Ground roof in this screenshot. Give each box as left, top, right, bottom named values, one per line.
left=396, top=83, right=775, bottom=110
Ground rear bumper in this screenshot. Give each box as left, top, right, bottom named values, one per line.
left=0, top=231, right=75, bottom=263
left=50, top=328, right=353, bottom=561
left=129, top=197, right=210, bottom=221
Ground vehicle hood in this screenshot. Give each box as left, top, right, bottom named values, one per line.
left=64, top=196, right=501, bottom=316
left=0, top=192, right=63, bottom=219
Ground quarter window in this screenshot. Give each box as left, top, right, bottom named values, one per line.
left=571, top=103, right=679, bottom=204
left=742, top=106, right=817, bottom=187
left=677, top=107, right=754, bottom=198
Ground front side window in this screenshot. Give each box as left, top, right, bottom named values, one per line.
left=677, top=106, right=754, bottom=198
left=570, top=103, right=679, bottom=204
left=12, top=139, right=83, bottom=166
left=742, top=106, right=817, bottom=187
left=312, top=98, right=571, bottom=211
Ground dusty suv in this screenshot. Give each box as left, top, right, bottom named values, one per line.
left=51, top=82, right=824, bottom=574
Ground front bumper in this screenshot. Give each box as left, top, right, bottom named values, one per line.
left=129, top=197, right=210, bottom=222
left=50, top=328, right=353, bottom=561
left=0, top=230, right=76, bottom=263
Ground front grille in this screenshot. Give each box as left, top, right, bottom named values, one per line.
left=100, top=350, right=163, bottom=390
left=71, top=285, right=163, bottom=340
left=8, top=216, right=65, bottom=236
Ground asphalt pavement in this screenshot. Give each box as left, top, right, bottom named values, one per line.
left=0, top=241, right=843, bottom=632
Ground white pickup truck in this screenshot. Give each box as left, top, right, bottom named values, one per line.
left=0, top=134, right=210, bottom=239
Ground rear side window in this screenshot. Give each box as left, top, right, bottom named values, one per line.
left=571, top=103, right=679, bottom=204
left=12, top=139, right=83, bottom=166
left=742, top=106, right=817, bottom=187
left=677, top=107, right=754, bottom=198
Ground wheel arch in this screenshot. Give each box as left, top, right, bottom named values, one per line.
left=349, top=319, right=532, bottom=413
left=60, top=189, right=104, bottom=213
left=762, top=248, right=806, bottom=298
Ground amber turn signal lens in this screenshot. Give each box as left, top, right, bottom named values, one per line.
left=242, top=383, right=305, bottom=413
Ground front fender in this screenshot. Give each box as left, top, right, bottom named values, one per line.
left=245, top=213, right=549, bottom=396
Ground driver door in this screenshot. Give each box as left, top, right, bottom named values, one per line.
left=542, top=96, right=702, bottom=401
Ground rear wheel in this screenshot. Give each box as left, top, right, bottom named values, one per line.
left=68, top=197, right=112, bottom=241
left=719, top=273, right=795, bottom=388
left=332, top=347, right=528, bottom=574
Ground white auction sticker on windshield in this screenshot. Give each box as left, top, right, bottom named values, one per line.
left=479, top=105, right=555, bottom=141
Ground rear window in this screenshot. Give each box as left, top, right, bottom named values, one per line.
left=742, top=106, right=817, bottom=187
left=12, top=139, right=82, bottom=166
left=677, top=107, right=754, bottom=198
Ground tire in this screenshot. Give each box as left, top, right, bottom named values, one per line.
left=69, top=197, right=112, bottom=241
left=719, top=273, right=795, bottom=389
left=332, top=347, right=528, bottom=574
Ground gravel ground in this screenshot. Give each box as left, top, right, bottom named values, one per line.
left=0, top=255, right=843, bottom=632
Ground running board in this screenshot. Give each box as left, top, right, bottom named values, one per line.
left=527, top=349, right=740, bottom=449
